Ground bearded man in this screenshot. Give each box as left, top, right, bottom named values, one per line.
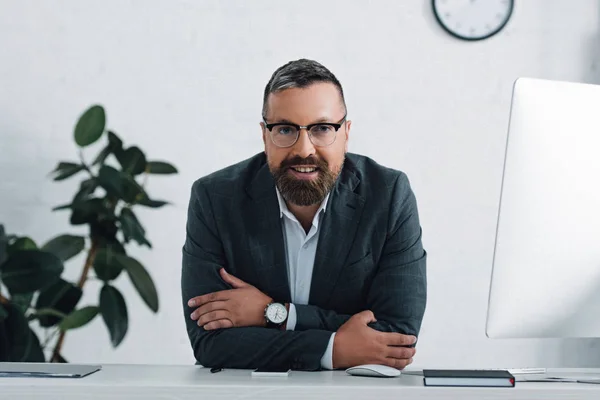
left=181, top=59, right=427, bottom=372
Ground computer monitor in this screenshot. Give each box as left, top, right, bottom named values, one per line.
left=486, top=77, right=600, bottom=339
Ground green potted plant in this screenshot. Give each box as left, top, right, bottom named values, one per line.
left=0, top=105, right=177, bottom=362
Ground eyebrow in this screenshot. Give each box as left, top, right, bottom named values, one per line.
left=269, top=117, right=336, bottom=124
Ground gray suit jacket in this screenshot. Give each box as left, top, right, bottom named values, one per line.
left=181, top=152, right=427, bottom=371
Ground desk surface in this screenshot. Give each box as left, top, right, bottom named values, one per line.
left=1, top=365, right=600, bottom=400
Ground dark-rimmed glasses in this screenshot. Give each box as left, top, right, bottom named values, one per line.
left=263, top=115, right=347, bottom=148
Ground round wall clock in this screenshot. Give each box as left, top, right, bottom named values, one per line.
left=432, top=0, right=514, bottom=41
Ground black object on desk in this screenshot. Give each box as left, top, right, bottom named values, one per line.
left=423, top=369, right=515, bottom=387
left=0, top=362, right=101, bottom=378
left=577, top=378, right=600, bottom=384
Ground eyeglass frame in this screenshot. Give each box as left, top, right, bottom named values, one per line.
left=262, top=114, right=348, bottom=148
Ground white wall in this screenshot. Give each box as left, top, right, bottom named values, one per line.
left=1, top=0, right=599, bottom=368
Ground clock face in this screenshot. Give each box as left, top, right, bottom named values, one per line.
left=432, top=0, right=513, bottom=41
left=266, top=303, right=287, bottom=324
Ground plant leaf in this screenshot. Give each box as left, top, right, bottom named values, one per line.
left=89, top=220, right=119, bottom=244
left=0, top=323, right=7, bottom=360
left=58, top=306, right=99, bottom=331
left=107, top=131, right=123, bottom=151
left=0, top=321, right=8, bottom=360
left=137, top=195, right=169, bottom=208
left=98, top=165, right=124, bottom=198
left=117, top=254, right=158, bottom=312
left=2, top=302, right=45, bottom=362
left=100, top=285, right=128, bottom=347
left=7, top=236, right=37, bottom=257
left=121, top=175, right=144, bottom=203
left=1, top=250, right=63, bottom=295
left=10, top=237, right=37, bottom=249
left=93, top=244, right=124, bottom=281
left=51, top=162, right=85, bottom=181
left=0, top=224, right=7, bottom=267
left=29, top=308, right=68, bottom=321
left=68, top=198, right=107, bottom=225
left=35, top=278, right=82, bottom=327
left=42, top=234, right=85, bottom=262
left=118, top=146, right=146, bottom=176
left=119, top=208, right=151, bottom=248
left=11, top=292, right=34, bottom=315
left=146, top=161, right=178, bottom=174
left=97, top=237, right=126, bottom=254
left=74, top=105, right=106, bottom=147
left=73, top=178, right=98, bottom=202
left=92, top=145, right=112, bottom=166
left=92, top=130, right=123, bottom=166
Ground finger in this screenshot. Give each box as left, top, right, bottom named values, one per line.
left=190, top=301, right=228, bottom=320
left=197, top=310, right=232, bottom=326
left=353, top=310, right=377, bottom=325
left=203, top=319, right=234, bottom=331
left=386, top=346, right=416, bottom=361
left=188, top=290, right=230, bottom=307
left=381, top=332, right=417, bottom=347
left=384, top=357, right=412, bottom=370
left=220, top=268, right=249, bottom=289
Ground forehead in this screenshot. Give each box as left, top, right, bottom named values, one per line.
left=265, top=82, right=344, bottom=122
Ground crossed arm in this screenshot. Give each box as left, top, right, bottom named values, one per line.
left=181, top=175, right=426, bottom=370
left=181, top=182, right=333, bottom=370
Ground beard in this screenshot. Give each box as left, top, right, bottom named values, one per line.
left=270, top=155, right=343, bottom=206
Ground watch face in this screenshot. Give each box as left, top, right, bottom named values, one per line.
left=266, top=303, right=287, bottom=324
left=433, top=0, right=513, bottom=41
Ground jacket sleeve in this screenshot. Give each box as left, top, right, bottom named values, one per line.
left=181, top=179, right=332, bottom=370
left=294, top=173, right=427, bottom=337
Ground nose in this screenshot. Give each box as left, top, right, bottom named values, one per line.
left=291, top=129, right=316, bottom=159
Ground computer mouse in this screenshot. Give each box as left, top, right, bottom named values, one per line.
left=345, top=364, right=401, bottom=378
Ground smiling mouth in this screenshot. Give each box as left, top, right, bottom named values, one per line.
left=290, top=166, right=318, bottom=173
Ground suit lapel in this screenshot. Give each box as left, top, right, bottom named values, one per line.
left=309, top=162, right=366, bottom=306
left=245, top=159, right=291, bottom=303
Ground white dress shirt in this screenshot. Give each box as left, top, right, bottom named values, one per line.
left=275, top=188, right=336, bottom=370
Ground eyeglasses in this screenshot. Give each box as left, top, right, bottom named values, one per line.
left=263, top=115, right=347, bottom=148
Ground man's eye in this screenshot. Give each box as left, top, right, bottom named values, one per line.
left=312, top=125, right=333, bottom=134
left=277, top=126, right=296, bottom=135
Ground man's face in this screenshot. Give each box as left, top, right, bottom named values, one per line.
left=261, top=82, right=351, bottom=206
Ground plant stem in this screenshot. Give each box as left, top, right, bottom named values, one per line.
left=76, top=238, right=99, bottom=288
left=78, top=148, right=94, bottom=178
left=51, top=331, right=66, bottom=362
left=50, top=237, right=99, bottom=362
left=43, top=329, right=60, bottom=349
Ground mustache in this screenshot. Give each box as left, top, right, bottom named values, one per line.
left=279, top=156, right=328, bottom=169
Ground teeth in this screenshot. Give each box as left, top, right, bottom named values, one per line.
left=293, top=167, right=316, bottom=173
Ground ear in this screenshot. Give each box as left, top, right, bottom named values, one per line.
left=344, top=120, right=351, bottom=152
left=260, top=122, right=267, bottom=146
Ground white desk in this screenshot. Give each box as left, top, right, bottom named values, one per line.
left=1, top=365, right=599, bottom=400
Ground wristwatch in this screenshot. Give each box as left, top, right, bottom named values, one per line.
left=264, top=302, right=288, bottom=328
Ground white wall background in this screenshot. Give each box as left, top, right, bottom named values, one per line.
left=1, top=0, right=600, bottom=368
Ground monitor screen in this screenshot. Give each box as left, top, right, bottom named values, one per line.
left=486, top=77, right=600, bottom=339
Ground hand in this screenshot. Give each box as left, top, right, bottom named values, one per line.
left=188, top=268, right=273, bottom=330
left=332, top=310, right=417, bottom=370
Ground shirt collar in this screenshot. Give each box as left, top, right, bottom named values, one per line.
left=275, top=187, right=330, bottom=219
